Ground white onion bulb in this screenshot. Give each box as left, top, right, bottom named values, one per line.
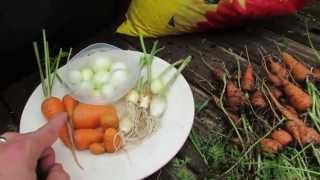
left=91, top=55, right=112, bottom=72
left=68, top=70, right=82, bottom=84
left=81, top=67, right=94, bottom=81
left=111, top=62, right=127, bottom=71
left=151, top=79, right=165, bottom=94
left=77, top=81, right=94, bottom=95
left=93, top=71, right=111, bottom=87
left=150, top=95, right=167, bottom=118
left=126, top=90, right=139, bottom=104
left=101, top=84, right=114, bottom=98
left=111, top=70, right=128, bottom=87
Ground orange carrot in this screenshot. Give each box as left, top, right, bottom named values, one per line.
left=267, top=72, right=283, bottom=87
left=268, top=58, right=287, bottom=78
left=251, top=90, right=267, bottom=109
left=89, top=143, right=105, bottom=155
left=281, top=79, right=311, bottom=112
left=227, top=81, right=245, bottom=112
left=104, top=128, right=122, bottom=153
left=261, top=138, right=283, bottom=153
left=100, top=112, right=119, bottom=129
left=282, top=52, right=311, bottom=81
left=268, top=90, right=320, bottom=145
left=41, top=97, right=65, bottom=120
left=212, top=95, right=241, bottom=125
left=41, top=97, right=71, bottom=147
left=241, top=64, right=255, bottom=91
left=62, top=95, right=79, bottom=118
left=271, top=129, right=293, bottom=146
left=74, top=129, right=104, bottom=150
left=73, top=103, right=117, bottom=129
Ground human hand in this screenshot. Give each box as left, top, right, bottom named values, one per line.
left=0, top=113, right=70, bottom=180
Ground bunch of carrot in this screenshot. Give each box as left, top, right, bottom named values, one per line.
left=43, top=94, right=123, bottom=155
left=209, top=50, right=320, bottom=154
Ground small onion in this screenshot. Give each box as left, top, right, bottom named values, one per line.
left=120, top=115, right=133, bottom=134
left=151, top=79, right=165, bottom=94
left=126, top=90, right=139, bottom=104
left=77, top=81, right=94, bottom=95
left=111, top=70, right=128, bottom=87
left=81, top=67, right=94, bottom=81
left=150, top=95, right=167, bottom=118
left=101, top=84, right=114, bottom=98
left=91, top=55, right=112, bottom=72
left=111, top=62, right=127, bottom=71
left=93, top=71, right=111, bottom=87
left=68, top=70, right=82, bottom=84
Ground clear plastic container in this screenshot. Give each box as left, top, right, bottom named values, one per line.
left=61, top=43, right=141, bottom=105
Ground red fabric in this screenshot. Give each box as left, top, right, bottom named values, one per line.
left=197, top=0, right=313, bottom=31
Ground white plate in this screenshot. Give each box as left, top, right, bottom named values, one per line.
left=20, top=50, right=195, bottom=180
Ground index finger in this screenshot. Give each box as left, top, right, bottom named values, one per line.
left=31, top=112, right=67, bottom=154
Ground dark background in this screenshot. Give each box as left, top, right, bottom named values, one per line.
left=0, top=0, right=131, bottom=89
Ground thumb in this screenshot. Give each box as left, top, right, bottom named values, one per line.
left=32, top=112, right=67, bottom=155
left=46, top=163, right=70, bottom=180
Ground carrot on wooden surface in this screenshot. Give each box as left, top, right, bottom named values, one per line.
left=251, top=90, right=267, bottom=109
left=261, top=138, right=283, bottom=153
left=74, top=129, right=104, bottom=150
left=227, top=81, right=245, bottom=112
left=73, top=103, right=117, bottom=129
left=271, top=129, right=293, bottom=146
left=281, top=79, right=311, bottom=112
left=241, top=64, right=255, bottom=91
left=268, top=90, right=320, bottom=145
left=89, top=143, right=105, bottom=155
left=268, top=57, right=287, bottom=78
left=282, top=52, right=311, bottom=81
left=104, top=128, right=122, bottom=153
left=267, top=72, right=283, bottom=87
left=212, top=95, right=241, bottom=125
left=63, top=95, right=79, bottom=118
left=100, top=112, right=119, bottom=129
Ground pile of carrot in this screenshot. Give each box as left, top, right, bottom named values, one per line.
left=42, top=95, right=123, bottom=155
left=210, top=50, right=320, bottom=154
